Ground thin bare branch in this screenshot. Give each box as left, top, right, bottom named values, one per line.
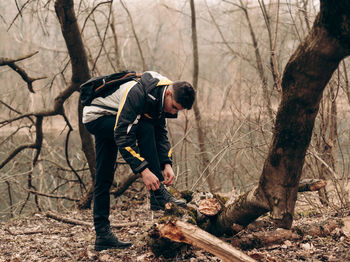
left=62, top=113, right=87, bottom=192
left=0, top=51, right=39, bottom=65
left=0, top=52, right=46, bottom=93
left=7, top=0, right=32, bottom=31
left=81, top=1, right=112, bottom=33
left=91, top=1, right=115, bottom=72
left=28, top=190, right=79, bottom=202
left=120, top=0, right=146, bottom=71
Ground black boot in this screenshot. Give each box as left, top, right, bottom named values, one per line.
left=150, top=184, right=186, bottom=210
left=95, top=227, right=132, bottom=251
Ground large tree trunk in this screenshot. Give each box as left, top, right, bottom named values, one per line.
left=55, top=0, right=95, bottom=208
left=216, top=0, right=350, bottom=233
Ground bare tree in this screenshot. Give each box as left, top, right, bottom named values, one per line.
left=0, top=0, right=95, bottom=212
left=189, top=0, right=215, bottom=191
left=213, top=0, right=350, bottom=234
left=54, top=0, right=96, bottom=208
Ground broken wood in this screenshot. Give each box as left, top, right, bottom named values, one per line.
left=194, top=178, right=325, bottom=218
left=198, top=198, right=222, bottom=216
left=157, top=219, right=256, bottom=262
left=45, top=211, right=141, bottom=228
left=201, top=179, right=325, bottom=234
left=181, top=179, right=327, bottom=236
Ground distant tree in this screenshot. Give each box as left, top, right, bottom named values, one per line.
left=189, top=0, right=215, bottom=191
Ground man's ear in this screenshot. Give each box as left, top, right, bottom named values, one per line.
left=165, top=89, right=172, bottom=97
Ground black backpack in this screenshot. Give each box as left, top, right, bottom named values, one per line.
left=80, top=70, right=139, bottom=110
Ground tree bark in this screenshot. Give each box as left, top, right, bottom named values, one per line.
left=260, top=0, right=350, bottom=228
left=215, top=0, right=350, bottom=232
left=55, top=0, right=95, bottom=208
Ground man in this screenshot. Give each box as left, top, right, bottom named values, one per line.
left=83, top=71, right=195, bottom=251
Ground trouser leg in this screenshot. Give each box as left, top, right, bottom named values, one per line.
left=85, top=115, right=118, bottom=234
left=136, top=120, right=164, bottom=182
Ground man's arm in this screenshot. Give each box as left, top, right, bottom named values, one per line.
left=114, top=82, right=149, bottom=174
left=114, top=82, right=161, bottom=190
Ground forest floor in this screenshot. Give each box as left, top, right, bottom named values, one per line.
left=1, top=181, right=350, bottom=262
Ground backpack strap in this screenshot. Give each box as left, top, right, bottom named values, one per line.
left=90, top=103, right=118, bottom=112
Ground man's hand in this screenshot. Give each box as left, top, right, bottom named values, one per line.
left=163, top=164, right=175, bottom=186
left=141, top=168, right=160, bottom=191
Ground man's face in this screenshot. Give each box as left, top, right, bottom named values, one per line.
left=163, top=91, right=184, bottom=115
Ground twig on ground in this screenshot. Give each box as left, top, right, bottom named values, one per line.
left=45, top=211, right=142, bottom=228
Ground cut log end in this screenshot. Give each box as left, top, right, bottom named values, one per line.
left=158, top=220, right=188, bottom=243
left=198, top=198, right=222, bottom=216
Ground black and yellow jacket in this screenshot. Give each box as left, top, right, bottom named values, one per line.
left=112, top=71, right=175, bottom=174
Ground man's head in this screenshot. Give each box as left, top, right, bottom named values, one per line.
left=163, top=81, right=195, bottom=114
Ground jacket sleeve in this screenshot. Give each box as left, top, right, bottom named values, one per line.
left=114, top=83, right=149, bottom=174
left=155, top=117, right=173, bottom=170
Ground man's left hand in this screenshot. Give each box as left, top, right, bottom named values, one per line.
left=163, top=164, right=175, bottom=186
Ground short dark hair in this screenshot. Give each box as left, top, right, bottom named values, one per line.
left=172, top=81, right=196, bottom=110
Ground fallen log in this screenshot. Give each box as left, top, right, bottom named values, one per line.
left=230, top=228, right=300, bottom=250
left=156, top=219, right=256, bottom=262
left=188, top=179, right=327, bottom=236
left=148, top=180, right=329, bottom=259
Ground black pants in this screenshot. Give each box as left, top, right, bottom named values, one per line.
left=85, top=115, right=164, bottom=233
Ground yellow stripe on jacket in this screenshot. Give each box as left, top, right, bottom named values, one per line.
left=114, top=81, right=137, bottom=131
left=168, top=148, right=172, bottom=158
left=125, top=146, right=145, bottom=161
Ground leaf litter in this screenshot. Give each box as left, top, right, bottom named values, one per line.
left=1, top=183, right=349, bottom=262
